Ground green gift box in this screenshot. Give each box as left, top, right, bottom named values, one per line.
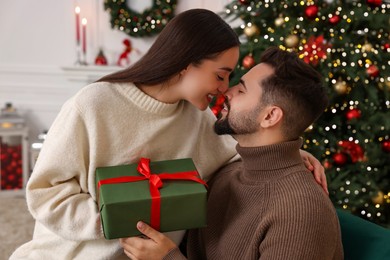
left=95, top=158, right=207, bottom=239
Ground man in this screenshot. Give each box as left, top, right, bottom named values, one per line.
left=120, top=47, right=344, bottom=260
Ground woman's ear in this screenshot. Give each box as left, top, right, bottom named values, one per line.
left=260, top=106, right=283, bottom=128
left=180, top=65, right=190, bottom=76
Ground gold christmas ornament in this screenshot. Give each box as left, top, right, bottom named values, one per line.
left=285, top=35, right=299, bottom=48
left=334, top=80, right=348, bottom=94
left=372, top=191, right=384, bottom=204
left=275, top=17, right=284, bottom=27
left=378, top=79, right=390, bottom=90
left=244, top=24, right=260, bottom=37
left=362, top=42, right=373, bottom=52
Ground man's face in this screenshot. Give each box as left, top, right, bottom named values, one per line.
left=214, top=63, right=275, bottom=136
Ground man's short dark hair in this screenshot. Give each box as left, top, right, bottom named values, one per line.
left=259, top=46, right=329, bottom=140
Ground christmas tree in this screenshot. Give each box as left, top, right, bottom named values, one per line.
left=219, top=0, right=390, bottom=227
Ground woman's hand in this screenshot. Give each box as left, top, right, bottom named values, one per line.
left=299, top=149, right=328, bottom=194
left=119, top=221, right=177, bottom=260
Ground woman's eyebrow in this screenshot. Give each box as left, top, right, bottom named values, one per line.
left=218, top=67, right=233, bottom=72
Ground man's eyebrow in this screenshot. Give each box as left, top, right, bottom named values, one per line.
left=218, top=67, right=233, bottom=72
left=239, top=79, right=247, bottom=90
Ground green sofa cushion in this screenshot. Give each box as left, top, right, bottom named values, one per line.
left=337, top=209, right=390, bottom=260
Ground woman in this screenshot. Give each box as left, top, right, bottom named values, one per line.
left=11, top=9, right=325, bottom=260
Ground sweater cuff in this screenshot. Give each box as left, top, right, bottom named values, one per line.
left=163, top=247, right=187, bottom=260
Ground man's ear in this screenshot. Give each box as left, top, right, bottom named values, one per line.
left=260, top=106, right=283, bottom=128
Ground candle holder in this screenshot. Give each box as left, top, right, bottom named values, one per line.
left=74, top=44, right=85, bottom=66
left=81, top=49, right=88, bottom=66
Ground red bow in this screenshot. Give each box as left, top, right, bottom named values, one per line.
left=97, top=158, right=207, bottom=231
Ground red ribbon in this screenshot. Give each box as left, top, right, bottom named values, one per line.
left=97, top=158, right=207, bottom=231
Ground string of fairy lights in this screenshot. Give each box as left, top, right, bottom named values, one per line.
left=224, top=0, right=389, bottom=225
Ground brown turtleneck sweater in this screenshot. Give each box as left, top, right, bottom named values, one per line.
left=165, top=139, right=343, bottom=260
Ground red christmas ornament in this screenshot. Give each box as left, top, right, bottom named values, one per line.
left=366, top=0, right=382, bottom=7
left=383, top=43, right=390, bottom=51
left=323, top=160, right=332, bottom=170
left=0, top=143, right=23, bottom=190
left=329, top=14, right=341, bottom=25
left=211, top=105, right=222, bottom=117
left=305, top=5, right=318, bottom=20
left=346, top=108, right=361, bottom=121
left=338, top=141, right=365, bottom=163
left=242, top=55, right=255, bottom=69
left=95, top=49, right=108, bottom=65
left=238, top=0, right=250, bottom=4
left=366, top=64, right=379, bottom=77
left=299, top=35, right=331, bottom=66
left=215, top=94, right=226, bottom=106
left=382, top=140, right=390, bottom=152
left=332, top=152, right=348, bottom=166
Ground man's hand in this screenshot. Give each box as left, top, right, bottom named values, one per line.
left=299, top=149, right=328, bottom=194
left=119, top=221, right=177, bottom=260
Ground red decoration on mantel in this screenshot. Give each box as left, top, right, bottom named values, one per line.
left=95, top=50, right=108, bottom=65
left=117, top=39, right=133, bottom=67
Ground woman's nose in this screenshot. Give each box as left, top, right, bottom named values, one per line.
left=217, top=82, right=229, bottom=94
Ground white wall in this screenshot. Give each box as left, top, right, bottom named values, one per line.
left=0, top=0, right=229, bottom=142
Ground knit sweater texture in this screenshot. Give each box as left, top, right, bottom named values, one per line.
left=165, top=139, right=343, bottom=260
left=10, top=82, right=239, bottom=260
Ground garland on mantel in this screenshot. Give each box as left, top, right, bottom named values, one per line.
left=104, top=0, right=177, bottom=37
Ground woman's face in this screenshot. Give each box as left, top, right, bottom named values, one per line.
left=179, top=47, right=239, bottom=111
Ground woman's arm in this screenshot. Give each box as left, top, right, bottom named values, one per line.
left=120, top=221, right=186, bottom=260
left=26, top=99, right=102, bottom=240
left=299, top=149, right=328, bottom=194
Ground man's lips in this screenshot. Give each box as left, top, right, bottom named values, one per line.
left=222, top=102, right=228, bottom=112
left=219, top=101, right=229, bottom=117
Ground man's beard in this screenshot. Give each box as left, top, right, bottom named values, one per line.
left=214, top=99, right=262, bottom=136
left=214, top=98, right=237, bottom=135
left=214, top=116, right=237, bottom=135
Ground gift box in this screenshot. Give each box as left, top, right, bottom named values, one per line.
left=96, top=158, right=207, bottom=239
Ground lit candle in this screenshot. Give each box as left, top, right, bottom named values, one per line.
left=75, top=6, right=81, bottom=45
left=82, top=18, right=87, bottom=55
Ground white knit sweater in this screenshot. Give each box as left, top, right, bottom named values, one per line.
left=10, top=82, right=238, bottom=260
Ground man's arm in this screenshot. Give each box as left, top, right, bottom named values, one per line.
left=259, top=190, right=341, bottom=259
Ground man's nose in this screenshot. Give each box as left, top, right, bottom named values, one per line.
left=224, top=87, right=235, bottom=100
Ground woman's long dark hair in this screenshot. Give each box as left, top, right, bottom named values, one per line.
left=97, top=9, right=239, bottom=86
